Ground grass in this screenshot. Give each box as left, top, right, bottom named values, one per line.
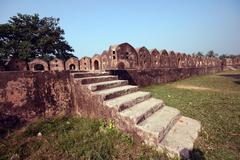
left=142, top=70, right=240, bottom=160
left=0, top=116, right=173, bottom=160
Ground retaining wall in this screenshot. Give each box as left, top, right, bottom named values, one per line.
left=0, top=71, right=75, bottom=137
left=109, top=67, right=222, bottom=86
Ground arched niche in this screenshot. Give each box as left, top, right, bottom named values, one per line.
left=136, top=47, right=151, bottom=69
left=28, top=58, right=49, bottom=71
left=115, top=43, right=138, bottom=69
left=65, top=57, right=79, bottom=71
left=91, top=54, right=102, bottom=71
left=150, top=49, right=160, bottom=68
left=80, top=56, right=91, bottom=71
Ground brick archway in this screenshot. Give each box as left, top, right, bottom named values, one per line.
left=94, top=60, right=100, bottom=70
left=117, top=62, right=125, bottom=69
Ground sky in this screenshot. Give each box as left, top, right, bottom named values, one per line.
left=1, top=0, right=240, bottom=58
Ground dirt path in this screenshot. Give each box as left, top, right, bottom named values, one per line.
left=175, top=85, right=240, bottom=94
left=175, top=84, right=219, bottom=92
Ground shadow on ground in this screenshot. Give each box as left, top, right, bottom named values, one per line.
left=189, top=148, right=205, bottom=160
left=0, top=114, right=25, bottom=138
left=219, top=74, right=240, bottom=85
left=219, top=74, right=240, bottom=79
left=233, top=80, right=240, bottom=85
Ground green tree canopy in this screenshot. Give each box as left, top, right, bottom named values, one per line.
left=206, top=50, right=218, bottom=57
left=0, top=13, right=75, bottom=62
left=196, top=52, right=204, bottom=57
left=219, top=54, right=227, bottom=60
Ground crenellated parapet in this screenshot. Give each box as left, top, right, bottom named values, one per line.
left=136, top=47, right=151, bottom=69
left=6, top=58, right=28, bottom=71
left=79, top=56, right=91, bottom=71
left=169, top=51, right=178, bottom=68
left=91, top=54, right=102, bottom=70
left=88, top=43, right=226, bottom=71
left=28, top=58, right=49, bottom=71
left=101, top=50, right=110, bottom=70
left=2, top=42, right=238, bottom=72
left=49, top=58, right=65, bottom=71
left=150, top=49, right=161, bottom=68
left=65, top=57, right=80, bottom=71
left=159, top=49, right=170, bottom=68
left=111, top=43, right=139, bottom=69
left=222, top=57, right=240, bottom=66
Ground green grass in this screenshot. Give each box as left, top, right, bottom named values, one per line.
left=0, top=116, right=173, bottom=160
left=142, top=70, right=240, bottom=160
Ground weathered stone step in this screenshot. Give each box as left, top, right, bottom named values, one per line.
left=70, top=71, right=85, bottom=73
left=86, top=80, right=128, bottom=91
left=160, top=116, right=201, bottom=159
left=226, top=66, right=237, bottom=71
left=95, top=85, right=139, bottom=100
left=73, top=72, right=110, bottom=78
left=136, top=106, right=181, bottom=145
left=119, top=98, right=164, bottom=124
left=104, top=91, right=151, bottom=111
left=76, top=75, right=118, bottom=84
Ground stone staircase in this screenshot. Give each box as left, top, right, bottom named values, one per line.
left=226, top=66, right=237, bottom=71
left=72, top=71, right=201, bottom=159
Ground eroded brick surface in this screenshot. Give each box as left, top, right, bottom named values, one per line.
left=109, top=67, right=222, bottom=86
left=0, top=71, right=74, bottom=134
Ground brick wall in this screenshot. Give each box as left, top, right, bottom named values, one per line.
left=0, top=71, right=75, bottom=136
left=109, top=67, right=222, bottom=86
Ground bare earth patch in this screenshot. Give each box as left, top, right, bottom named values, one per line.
left=175, top=85, right=219, bottom=92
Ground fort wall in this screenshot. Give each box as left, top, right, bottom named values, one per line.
left=0, top=71, right=75, bottom=136
left=3, top=43, right=239, bottom=72
left=109, top=67, right=222, bottom=86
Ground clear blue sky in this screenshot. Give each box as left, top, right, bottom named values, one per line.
left=1, top=0, right=240, bottom=58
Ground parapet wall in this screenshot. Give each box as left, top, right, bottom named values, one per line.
left=2, top=42, right=239, bottom=72
left=109, top=67, right=222, bottom=86
left=0, top=71, right=75, bottom=136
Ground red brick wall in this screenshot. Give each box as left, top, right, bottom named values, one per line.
left=109, top=67, right=222, bottom=86
left=0, top=71, right=75, bottom=136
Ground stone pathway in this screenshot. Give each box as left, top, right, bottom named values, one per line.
left=72, top=71, right=201, bottom=159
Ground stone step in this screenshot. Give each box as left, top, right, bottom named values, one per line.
left=136, top=106, right=181, bottom=145
left=86, top=80, right=128, bottom=91
left=76, top=75, right=118, bottom=84
left=70, top=71, right=85, bottom=73
left=226, top=66, right=237, bottom=71
left=95, top=85, right=139, bottom=101
left=160, top=116, right=201, bottom=159
left=73, top=72, right=110, bottom=78
left=104, top=91, right=151, bottom=111
left=119, top=98, right=164, bottom=124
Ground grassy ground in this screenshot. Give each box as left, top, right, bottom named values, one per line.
left=142, top=70, right=240, bottom=160
left=0, top=116, right=173, bottom=160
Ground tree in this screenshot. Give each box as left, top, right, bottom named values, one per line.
left=196, top=52, right=204, bottom=56
left=229, top=54, right=237, bottom=59
left=206, top=50, right=218, bottom=57
left=219, top=54, right=227, bottom=60
left=0, top=13, right=75, bottom=62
